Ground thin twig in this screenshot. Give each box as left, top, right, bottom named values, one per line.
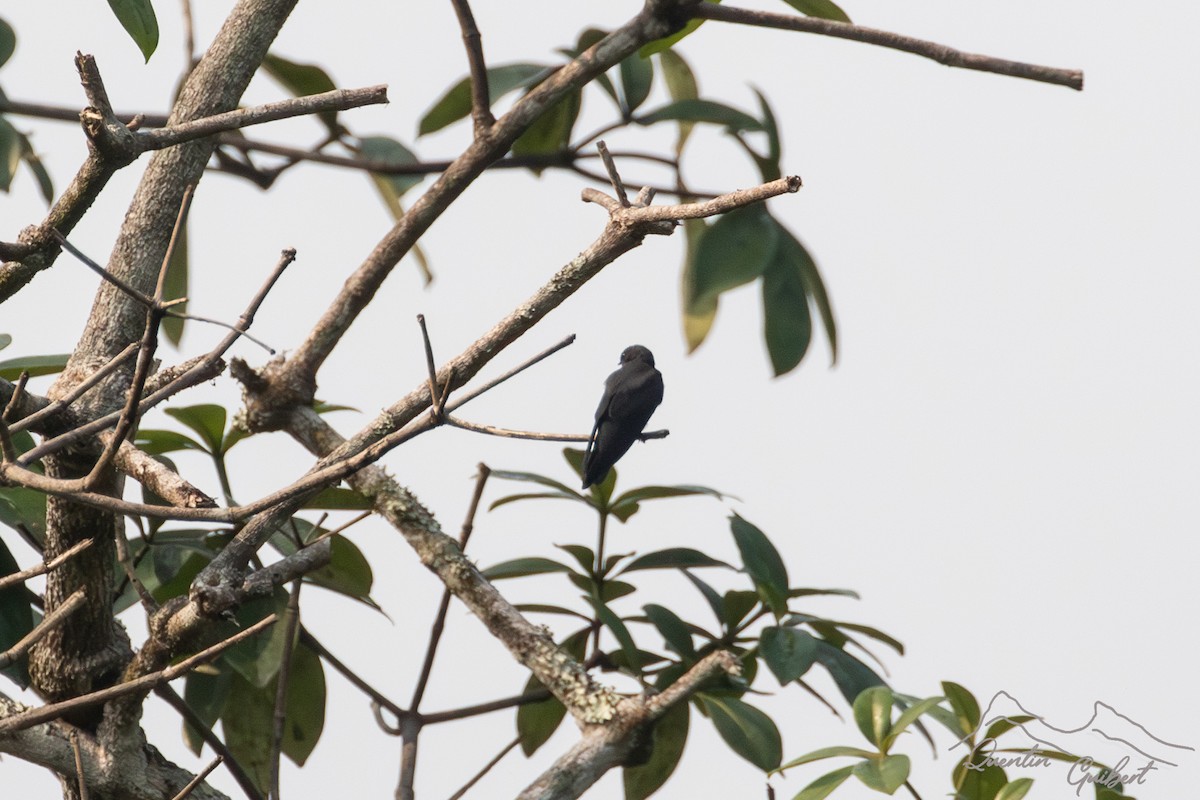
left=0, top=538, right=93, bottom=592
left=70, top=729, right=89, bottom=800
left=409, top=465, right=491, bottom=711
left=1, top=370, right=29, bottom=423
left=447, top=736, right=520, bottom=800
left=694, top=4, right=1084, bottom=90
left=444, top=334, right=576, bottom=412
left=299, top=629, right=405, bottom=719
left=446, top=415, right=668, bottom=443
left=422, top=689, right=553, bottom=725
left=154, top=685, right=264, bottom=800
left=169, top=756, right=223, bottom=800
left=0, top=614, right=277, bottom=735
left=417, top=314, right=442, bottom=419
left=595, top=141, right=630, bottom=208
left=0, top=588, right=87, bottom=669
left=269, top=581, right=303, bottom=800
left=9, top=343, right=139, bottom=434
left=449, top=0, right=494, bottom=135
left=52, top=230, right=157, bottom=309
left=114, top=523, right=157, bottom=613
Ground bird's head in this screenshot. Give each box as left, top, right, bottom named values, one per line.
left=620, top=344, right=655, bottom=367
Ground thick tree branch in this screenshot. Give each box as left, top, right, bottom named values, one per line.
left=694, top=4, right=1083, bottom=90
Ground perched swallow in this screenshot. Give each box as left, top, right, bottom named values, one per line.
left=581, top=345, right=664, bottom=489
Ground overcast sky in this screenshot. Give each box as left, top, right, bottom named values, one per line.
left=2, top=1, right=1197, bottom=798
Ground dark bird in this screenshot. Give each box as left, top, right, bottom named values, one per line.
left=581, top=344, right=664, bottom=489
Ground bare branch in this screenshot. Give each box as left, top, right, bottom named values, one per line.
left=170, top=756, right=223, bottom=800
left=595, top=141, right=630, bottom=208
left=694, top=4, right=1084, bottom=90
left=0, top=614, right=278, bottom=735
left=155, top=684, right=264, bottom=800
left=8, top=344, right=139, bottom=434
left=0, top=539, right=94, bottom=592
left=445, top=415, right=670, bottom=443
left=447, top=737, right=521, bottom=800
left=70, top=729, right=90, bottom=800
left=449, top=0, right=495, bottom=135
left=269, top=581, right=302, bottom=800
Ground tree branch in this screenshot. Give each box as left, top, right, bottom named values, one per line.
left=448, top=0, right=495, bottom=135
left=694, top=4, right=1084, bottom=90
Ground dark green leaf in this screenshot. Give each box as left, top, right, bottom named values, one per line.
left=302, top=487, right=373, bottom=510
left=639, top=0, right=719, bottom=58
left=823, top=620, right=904, bottom=655
left=516, top=629, right=587, bottom=755
left=135, top=429, right=207, bottom=456
left=682, top=570, right=725, bottom=624
left=853, top=754, right=911, bottom=794
left=358, top=136, right=425, bottom=221
left=601, top=580, right=637, bottom=603
left=18, top=132, right=52, bottom=204
left=490, top=467, right=584, bottom=498
left=281, top=642, right=326, bottom=766
left=589, top=598, right=642, bottom=673
left=781, top=0, right=852, bottom=23
left=261, top=54, right=339, bottom=134
left=643, top=604, right=696, bottom=659
left=701, top=695, right=782, bottom=771
left=557, top=543, right=595, bottom=574
left=681, top=219, right=717, bottom=352
left=419, top=62, right=550, bottom=136
left=515, top=603, right=591, bottom=621
left=636, top=99, right=762, bottom=133
left=721, top=590, right=760, bottom=630
left=790, top=764, right=855, bottom=800
left=685, top=205, right=778, bottom=316
left=303, top=534, right=375, bottom=606
left=789, top=587, right=860, bottom=600
left=621, top=547, right=732, bottom=573
left=0, top=334, right=9, bottom=350
left=0, top=18, right=15, bottom=69
left=983, top=714, right=1036, bottom=742
left=853, top=686, right=893, bottom=748
left=954, top=760, right=1007, bottom=800
left=512, top=90, right=579, bottom=160
left=161, top=220, right=188, bottom=346
left=609, top=485, right=727, bottom=523
left=150, top=543, right=210, bottom=602
left=489, top=491, right=580, bottom=511
left=760, top=626, right=818, bottom=684
left=619, top=53, right=653, bottom=116
left=222, top=671, right=274, bottom=792
left=812, top=640, right=885, bottom=705
left=0, top=116, right=18, bottom=192
left=182, top=664, right=232, bottom=755
left=886, top=695, right=947, bottom=750
left=784, top=225, right=838, bottom=364
left=222, top=593, right=289, bottom=688
left=0, top=352, right=69, bottom=380
left=624, top=698, right=689, bottom=800
left=482, top=557, right=574, bottom=581
left=0, top=487, right=46, bottom=543
left=0, top=537, right=33, bottom=686
left=730, top=514, right=789, bottom=617
left=751, top=87, right=782, bottom=181
left=762, top=221, right=813, bottom=375
left=165, top=404, right=227, bottom=454
left=943, top=681, right=981, bottom=736
left=106, top=0, right=158, bottom=61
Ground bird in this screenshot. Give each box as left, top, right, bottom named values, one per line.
left=581, top=344, right=664, bottom=489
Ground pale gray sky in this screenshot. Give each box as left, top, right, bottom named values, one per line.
left=2, top=1, right=1197, bottom=798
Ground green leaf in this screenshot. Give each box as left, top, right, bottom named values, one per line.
left=590, top=599, right=643, bottom=673
left=685, top=205, right=779, bottom=316
left=512, top=90, right=580, bottom=160
left=983, top=714, right=1036, bottom=742
left=221, top=671, right=274, bottom=792
left=358, top=135, right=425, bottom=218
left=0, top=537, right=33, bottom=687
left=942, top=681, right=981, bottom=736
left=760, top=626, right=818, bottom=684
left=600, top=579, right=637, bottom=603
left=135, top=429, right=207, bottom=456
left=106, top=0, right=158, bottom=61
left=515, top=603, right=591, bottom=621
left=161, top=219, right=188, bottom=346
left=20, top=138, right=54, bottom=205
left=637, top=98, right=762, bottom=133
left=762, top=224, right=813, bottom=376
left=490, top=468, right=584, bottom=499
left=790, top=764, right=855, bottom=800
left=517, top=629, right=587, bottom=755
left=222, top=594, right=289, bottom=688
left=853, top=686, right=893, bottom=748
left=643, top=604, right=696, bottom=659
left=165, top=404, right=227, bottom=454
left=639, top=1, right=721, bottom=57
left=302, top=534, right=375, bottom=606
left=150, top=543, right=211, bottom=602
left=0, top=18, right=15, bottom=69
left=281, top=642, right=326, bottom=766
left=730, top=514, right=789, bottom=617
left=777, top=746, right=877, bottom=770
left=785, top=226, right=838, bottom=364
left=701, top=695, right=782, bottom=771
left=619, top=52, right=654, bottom=116
left=621, top=547, right=732, bottom=573
left=0, top=116, right=18, bottom=192
left=419, top=62, right=550, bottom=136
left=682, top=570, right=725, bottom=624
left=0, top=487, right=47, bottom=544
left=656, top=50, right=698, bottom=155
left=0, top=334, right=10, bottom=351
left=302, top=486, right=373, bottom=510
left=721, top=590, right=760, bottom=630
left=609, top=484, right=727, bottom=522
left=812, top=640, right=885, bottom=705
left=557, top=544, right=595, bottom=574
left=781, top=0, right=852, bottom=23
left=853, top=754, right=911, bottom=794
left=994, top=778, right=1034, bottom=800
left=823, top=621, right=903, bottom=655
left=680, top=219, right=716, bottom=352
left=182, top=664, right=232, bottom=755
left=0, top=352, right=69, bottom=380
left=624, top=697, right=689, bottom=800
left=885, top=695, right=946, bottom=750
left=261, top=54, right=339, bottom=134
left=482, top=557, right=574, bottom=581
left=751, top=87, right=782, bottom=181
left=954, top=761, right=1007, bottom=800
